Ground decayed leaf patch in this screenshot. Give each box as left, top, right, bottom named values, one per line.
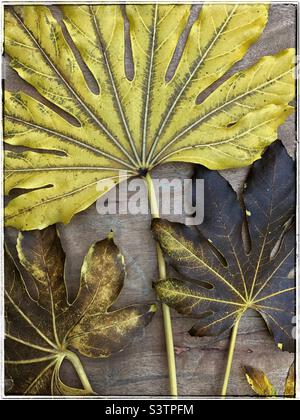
left=243, top=361, right=295, bottom=397
left=243, top=366, right=277, bottom=397
left=5, top=228, right=156, bottom=395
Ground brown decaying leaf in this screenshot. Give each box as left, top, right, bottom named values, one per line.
left=243, top=360, right=295, bottom=398
left=154, top=141, right=295, bottom=352
left=243, top=366, right=277, bottom=397
left=284, top=361, right=295, bottom=397
left=5, top=228, right=156, bottom=395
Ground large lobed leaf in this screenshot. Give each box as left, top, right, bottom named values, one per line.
left=4, top=4, right=295, bottom=230
left=153, top=142, right=295, bottom=352
left=5, top=228, right=156, bottom=395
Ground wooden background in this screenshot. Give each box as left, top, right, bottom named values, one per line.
left=4, top=3, right=296, bottom=397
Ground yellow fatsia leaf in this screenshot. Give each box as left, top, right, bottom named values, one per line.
left=4, top=4, right=295, bottom=230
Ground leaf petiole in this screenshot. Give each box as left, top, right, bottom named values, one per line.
left=221, top=315, right=242, bottom=397
left=145, top=173, right=178, bottom=397
left=65, top=351, right=95, bottom=395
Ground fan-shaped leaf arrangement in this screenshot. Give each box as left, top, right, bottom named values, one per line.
left=4, top=4, right=295, bottom=230
left=5, top=228, right=156, bottom=395
left=154, top=142, right=295, bottom=352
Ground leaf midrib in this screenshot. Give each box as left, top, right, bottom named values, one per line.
left=158, top=283, right=245, bottom=307
left=141, top=4, right=158, bottom=165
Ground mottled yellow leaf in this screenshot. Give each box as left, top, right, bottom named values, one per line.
left=5, top=228, right=156, bottom=395
left=4, top=5, right=295, bottom=230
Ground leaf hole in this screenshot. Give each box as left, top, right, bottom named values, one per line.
left=7, top=184, right=53, bottom=200
left=123, top=6, right=134, bottom=81
left=195, top=62, right=240, bottom=106
left=202, top=233, right=228, bottom=268
left=226, top=121, right=237, bottom=128
left=270, top=217, right=294, bottom=260
left=240, top=197, right=252, bottom=255
left=59, top=356, right=84, bottom=390
left=197, top=280, right=214, bottom=290
left=5, top=143, right=67, bottom=157
left=40, top=98, right=83, bottom=128
left=182, top=275, right=214, bottom=291
left=208, top=243, right=228, bottom=268
left=196, top=310, right=213, bottom=319
left=165, top=5, right=201, bottom=83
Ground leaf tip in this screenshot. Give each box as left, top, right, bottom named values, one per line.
left=107, top=230, right=114, bottom=240
left=242, top=365, right=277, bottom=397
left=149, top=303, right=157, bottom=314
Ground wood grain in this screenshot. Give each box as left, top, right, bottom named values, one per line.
left=4, top=3, right=296, bottom=397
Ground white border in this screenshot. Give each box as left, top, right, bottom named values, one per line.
left=0, top=0, right=298, bottom=401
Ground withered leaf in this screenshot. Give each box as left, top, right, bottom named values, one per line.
left=284, top=361, right=295, bottom=397
left=153, top=141, right=295, bottom=352
left=243, top=366, right=277, bottom=397
left=243, top=361, right=295, bottom=398
left=5, top=228, right=156, bottom=395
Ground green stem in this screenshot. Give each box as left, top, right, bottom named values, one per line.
left=65, top=351, right=94, bottom=395
left=221, top=316, right=241, bottom=397
left=145, top=173, right=178, bottom=397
